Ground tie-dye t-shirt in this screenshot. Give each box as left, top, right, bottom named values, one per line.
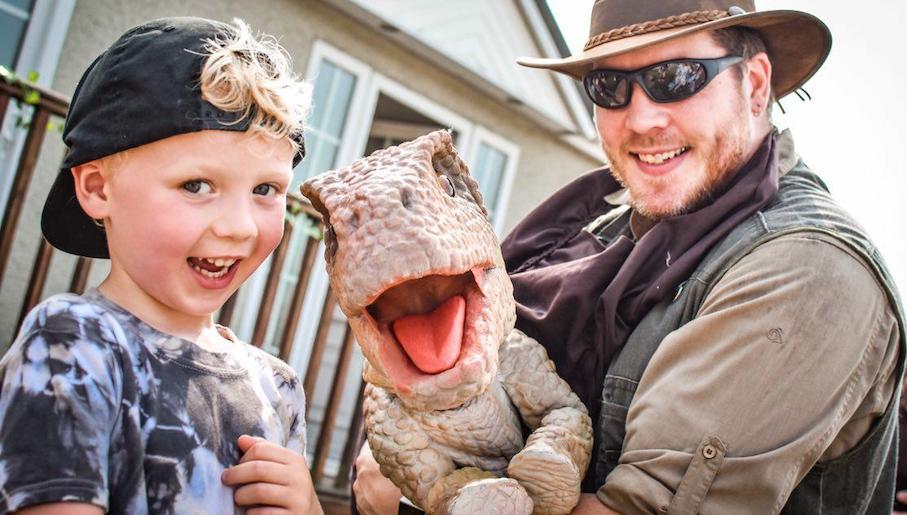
left=0, top=290, right=307, bottom=514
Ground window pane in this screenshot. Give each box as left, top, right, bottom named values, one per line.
left=3, top=0, right=34, bottom=11
left=294, top=59, right=356, bottom=187
left=323, top=71, right=355, bottom=136
left=471, top=142, right=508, bottom=221
left=0, top=0, right=35, bottom=69
left=307, top=63, right=336, bottom=130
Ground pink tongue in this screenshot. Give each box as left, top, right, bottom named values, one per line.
left=392, top=296, right=465, bottom=374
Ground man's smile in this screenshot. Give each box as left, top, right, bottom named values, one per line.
left=629, top=146, right=691, bottom=177
left=632, top=147, right=689, bottom=165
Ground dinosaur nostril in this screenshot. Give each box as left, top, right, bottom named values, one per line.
left=400, top=188, right=413, bottom=210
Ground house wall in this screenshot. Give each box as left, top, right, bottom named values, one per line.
left=54, top=0, right=602, bottom=229
left=0, top=0, right=601, bottom=346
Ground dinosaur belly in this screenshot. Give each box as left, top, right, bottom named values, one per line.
left=409, top=379, right=525, bottom=474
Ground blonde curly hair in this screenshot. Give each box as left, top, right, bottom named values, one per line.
left=199, top=18, right=312, bottom=153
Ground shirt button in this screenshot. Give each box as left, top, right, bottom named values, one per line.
left=702, top=445, right=718, bottom=459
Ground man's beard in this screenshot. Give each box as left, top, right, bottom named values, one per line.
left=606, top=100, right=752, bottom=220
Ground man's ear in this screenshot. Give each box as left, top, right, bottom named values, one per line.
left=71, top=160, right=111, bottom=220
left=745, top=51, right=772, bottom=116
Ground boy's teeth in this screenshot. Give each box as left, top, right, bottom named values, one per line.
left=191, top=263, right=230, bottom=278
left=200, top=257, right=237, bottom=267
left=637, top=147, right=687, bottom=165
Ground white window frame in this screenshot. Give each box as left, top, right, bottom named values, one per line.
left=461, top=125, right=521, bottom=235
left=0, top=0, right=76, bottom=217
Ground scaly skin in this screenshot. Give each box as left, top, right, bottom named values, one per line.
left=302, top=131, right=592, bottom=514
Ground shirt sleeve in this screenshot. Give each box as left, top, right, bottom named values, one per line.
left=275, top=365, right=307, bottom=456
left=597, top=232, right=901, bottom=515
left=0, top=298, right=123, bottom=514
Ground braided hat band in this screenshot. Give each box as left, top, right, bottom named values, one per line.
left=584, top=10, right=730, bottom=50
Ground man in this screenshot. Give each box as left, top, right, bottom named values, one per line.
left=354, top=1, right=905, bottom=513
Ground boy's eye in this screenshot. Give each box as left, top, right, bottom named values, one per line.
left=182, top=180, right=212, bottom=194
left=253, top=183, right=277, bottom=196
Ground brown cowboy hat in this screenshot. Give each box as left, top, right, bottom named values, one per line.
left=518, top=0, right=831, bottom=99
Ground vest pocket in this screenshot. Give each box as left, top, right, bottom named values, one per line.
left=596, top=375, right=638, bottom=483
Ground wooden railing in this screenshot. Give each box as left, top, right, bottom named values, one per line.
left=0, top=75, right=359, bottom=513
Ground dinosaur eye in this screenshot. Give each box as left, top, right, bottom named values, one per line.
left=439, top=175, right=455, bottom=197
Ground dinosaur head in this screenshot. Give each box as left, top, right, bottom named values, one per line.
left=301, top=131, right=515, bottom=411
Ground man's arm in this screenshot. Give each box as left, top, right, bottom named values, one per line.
left=353, top=441, right=406, bottom=515
left=570, top=494, right=623, bottom=514
left=598, top=233, right=900, bottom=513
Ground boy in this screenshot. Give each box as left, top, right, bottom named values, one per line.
left=0, top=17, right=322, bottom=514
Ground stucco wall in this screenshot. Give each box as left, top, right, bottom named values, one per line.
left=0, top=0, right=601, bottom=344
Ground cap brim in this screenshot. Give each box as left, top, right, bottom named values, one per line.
left=41, top=167, right=110, bottom=259
left=517, top=10, right=832, bottom=99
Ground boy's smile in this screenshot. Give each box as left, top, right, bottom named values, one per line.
left=91, top=130, right=294, bottom=338
left=188, top=256, right=241, bottom=286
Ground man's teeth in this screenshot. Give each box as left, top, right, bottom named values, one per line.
left=637, top=147, right=687, bottom=165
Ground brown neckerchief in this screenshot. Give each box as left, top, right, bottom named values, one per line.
left=502, top=132, right=780, bottom=416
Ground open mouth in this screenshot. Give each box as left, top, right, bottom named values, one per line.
left=632, top=146, right=689, bottom=166
left=187, top=257, right=240, bottom=279
left=365, top=268, right=487, bottom=378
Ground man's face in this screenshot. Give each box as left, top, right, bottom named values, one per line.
left=100, top=130, right=293, bottom=324
left=593, top=31, right=762, bottom=219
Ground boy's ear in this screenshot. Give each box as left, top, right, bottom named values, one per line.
left=71, top=160, right=110, bottom=220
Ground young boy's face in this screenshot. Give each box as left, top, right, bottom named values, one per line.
left=100, top=130, right=294, bottom=322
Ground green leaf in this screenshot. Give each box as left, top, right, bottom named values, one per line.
left=26, top=70, right=39, bottom=83
left=24, top=90, right=40, bottom=105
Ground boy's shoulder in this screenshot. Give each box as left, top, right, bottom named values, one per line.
left=221, top=326, right=303, bottom=389
left=17, top=290, right=123, bottom=345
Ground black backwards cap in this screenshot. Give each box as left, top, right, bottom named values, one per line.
left=42, top=17, right=306, bottom=259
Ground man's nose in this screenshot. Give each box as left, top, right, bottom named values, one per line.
left=623, top=83, right=670, bottom=134
left=212, top=197, right=258, bottom=240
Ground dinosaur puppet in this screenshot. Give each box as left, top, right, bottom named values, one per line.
left=301, top=131, right=592, bottom=515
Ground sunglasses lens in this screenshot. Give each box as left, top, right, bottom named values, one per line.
left=585, top=72, right=630, bottom=108
left=642, top=62, right=707, bottom=102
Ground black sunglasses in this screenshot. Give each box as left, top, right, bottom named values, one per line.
left=583, top=55, right=743, bottom=109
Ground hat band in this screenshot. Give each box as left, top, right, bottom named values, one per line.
left=584, top=10, right=730, bottom=51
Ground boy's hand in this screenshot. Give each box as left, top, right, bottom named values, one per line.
left=222, top=435, right=324, bottom=515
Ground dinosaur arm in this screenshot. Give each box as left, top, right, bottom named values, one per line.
left=498, top=328, right=590, bottom=430
left=499, top=329, right=594, bottom=514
